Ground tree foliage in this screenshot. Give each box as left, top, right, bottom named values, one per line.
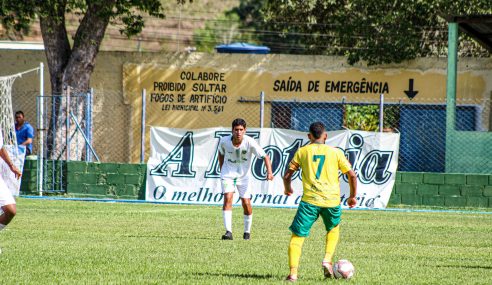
left=0, top=0, right=189, bottom=92
left=199, top=0, right=491, bottom=65
left=0, top=0, right=189, bottom=159
left=344, top=105, right=380, bottom=131
left=193, top=12, right=258, bottom=53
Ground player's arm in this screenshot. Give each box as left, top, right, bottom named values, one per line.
left=0, top=147, right=22, bottom=179
left=218, top=153, right=224, bottom=171
left=21, top=125, right=34, bottom=146
left=338, top=149, right=357, bottom=208
left=282, top=168, right=295, bottom=196
left=346, top=169, right=357, bottom=208
left=217, top=140, right=225, bottom=171
left=283, top=153, right=300, bottom=196
left=263, top=155, right=274, bottom=181
left=21, top=137, right=33, bottom=146
left=250, top=138, right=273, bottom=180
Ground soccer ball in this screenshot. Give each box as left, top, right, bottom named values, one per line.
left=333, top=259, right=355, bottom=279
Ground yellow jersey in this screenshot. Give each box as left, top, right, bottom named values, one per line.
left=289, top=143, right=352, bottom=207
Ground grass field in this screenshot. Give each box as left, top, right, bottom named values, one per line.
left=1, top=198, right=491, bottom=284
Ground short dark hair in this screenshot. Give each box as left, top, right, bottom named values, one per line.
left=232, top=118, right=247, bottom=129
left=15, top=111, right=24, bottom=117
left=309, top=122, right=326, bottom=139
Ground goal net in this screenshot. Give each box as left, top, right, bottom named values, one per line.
left=0, top=75, right=26, bottom=197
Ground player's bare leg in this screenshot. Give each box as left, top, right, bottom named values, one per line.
left=221, top=192, right=234, bottom=240
left=241, top=198, right=252, bottom=240
left=240, top=197, right=252, bottom=215
left=0, top=204, right=16, bottom=228
left=0, top=204, right=16, bottom=253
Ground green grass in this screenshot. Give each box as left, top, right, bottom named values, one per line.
left=1, top=198, right=491, bottom=284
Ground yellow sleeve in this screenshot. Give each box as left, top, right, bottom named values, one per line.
left=288, top=149, right=302, bottom=171
left=337, top=149, right=352, bottom=174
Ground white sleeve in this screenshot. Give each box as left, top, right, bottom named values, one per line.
left=218, top=137, right=225, bottom=155
left=250, top=137, right=266, bottom=158
left=0, top=130, right=3, bottom=149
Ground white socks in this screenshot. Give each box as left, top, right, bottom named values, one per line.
left=223, top=210, right=232, bottom=232
left=223, top=211, right=253, bottom=234
left=0, top=224, right=5, bottom=232
left=244, top=215, right=252, bottom=233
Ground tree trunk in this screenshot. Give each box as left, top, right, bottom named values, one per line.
left=40, top=1, right=114, bottom=160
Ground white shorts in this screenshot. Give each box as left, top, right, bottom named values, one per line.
left=221, top=178, right=251, bottom=198
left=0, top=178, right=15, bottom=207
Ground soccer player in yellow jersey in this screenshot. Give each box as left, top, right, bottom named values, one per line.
left=283, top=122, right=357, bottom=282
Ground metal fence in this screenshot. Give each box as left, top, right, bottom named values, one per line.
left=17, top=86, right=491, bottom=176
left=235, top=92, right=490, bottom=174
left=35, top=87, right=97, bottom=193
left=20, top=87, right=131, bottom=193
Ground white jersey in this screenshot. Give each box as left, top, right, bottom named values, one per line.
left=0, top=129, right=15, bottom=206
left=219, top=134, right=266, bottom=180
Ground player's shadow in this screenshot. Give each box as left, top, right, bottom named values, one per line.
left=124, top=234, right=216, bottom=240
left=436, top=265, right=492, bottom=270
left=194, top=272, right=276, bottom=280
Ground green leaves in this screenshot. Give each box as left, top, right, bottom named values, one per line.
left=344, top=104, right=401, bottom=131
left=259, top=0, right=491, bottom=64
left=0, top=0, right=37, bottom=39
left=344, top=105, right=380, bottom=131
left=120, top=15, right=145, bottom=38
left=193, top=11, right=265, bottom=52
left=0, top=0, right=174, bottom=39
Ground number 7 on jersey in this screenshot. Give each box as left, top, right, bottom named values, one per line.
left=313, top=155, right=325, bottom=180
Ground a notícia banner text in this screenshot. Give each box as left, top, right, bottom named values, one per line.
left=146, top=127, right=400, bottom=209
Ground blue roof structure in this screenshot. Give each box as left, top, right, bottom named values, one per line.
left=215, top=42, right=270, bottom=54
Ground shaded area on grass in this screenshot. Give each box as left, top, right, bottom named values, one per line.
left=194, top=272, right=277, bottom=280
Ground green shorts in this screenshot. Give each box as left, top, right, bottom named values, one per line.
left=289, top=201, right=341, bottom=237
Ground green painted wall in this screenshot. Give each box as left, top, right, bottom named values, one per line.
left=20, top=161, right=147, bottom=199
left=19, top=159, right=38, bottom=194
left=390, top=172, right=491, bottom=208
left=65, top=161, right=147, bottom=199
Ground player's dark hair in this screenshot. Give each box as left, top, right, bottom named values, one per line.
left=15, top=110, right=24, bottom=117
left=232, top=118, right=247, bottom=129
left=309, top=122, right=326, bottom=139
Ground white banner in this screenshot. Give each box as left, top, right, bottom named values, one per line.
left=146, top=127, right=400, bottom=209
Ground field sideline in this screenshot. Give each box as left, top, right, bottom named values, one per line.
left=1, top=198, right=491, bottom=284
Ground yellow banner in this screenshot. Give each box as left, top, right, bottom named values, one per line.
left=123, top=63, right=486, bottom=162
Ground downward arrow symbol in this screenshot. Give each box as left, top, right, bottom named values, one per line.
left=404, top=79, right=419, bottom=100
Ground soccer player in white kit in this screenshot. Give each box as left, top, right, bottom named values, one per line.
left=218, top=118, right=273, bottom=240
left=0, top=128, right=22, bottom=251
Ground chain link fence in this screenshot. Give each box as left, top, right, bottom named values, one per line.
left=15, top=88, right=131, bottom=165
left=93, top=91, right=492, bottom=172
left=88, top=89, right=131, bottom=163
left=14, top=86, right=491, bottom=174
left=236, top=92, right=490, bottom=174
left=11, top=91, right=38, bottom=151
left=34, top=88, right=90, bottom=193
left=12, top=88, right=131, bottom=193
